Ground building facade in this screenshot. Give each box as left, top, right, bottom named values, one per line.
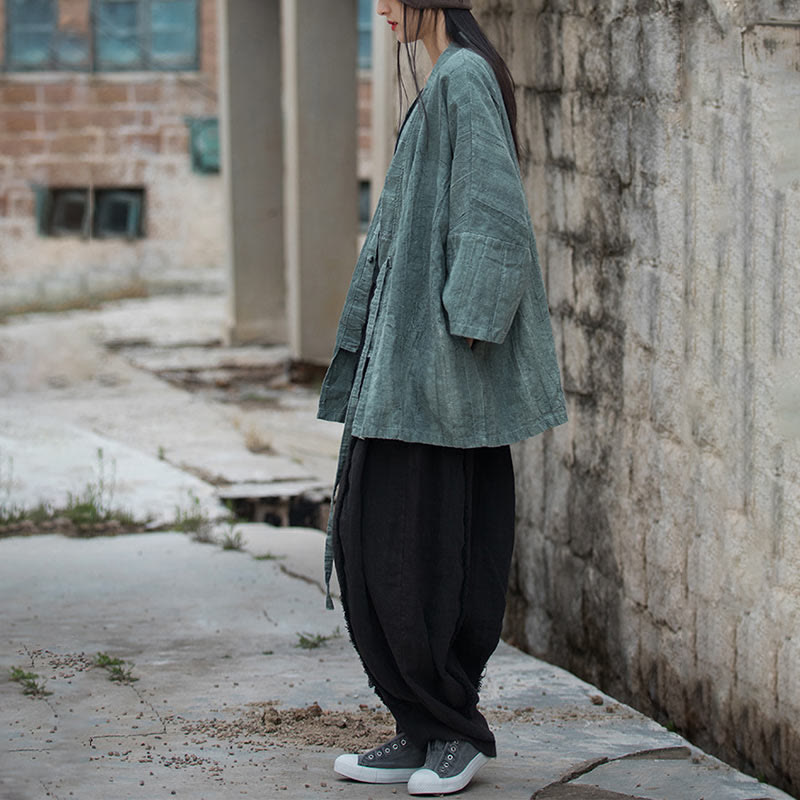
left=0, top=0, right=375, bottom=323
left=0, top=0, right=226, bottom=311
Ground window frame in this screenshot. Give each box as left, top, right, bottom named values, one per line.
left=34, top=185, right=145, bottom=240
left=91, top=0, right=200, bottom=73
left=49, top=188, right=92, bottom=237
left=2, top=0, right=200, bottom=73
left=357, top=0, right=372, bottom=71
left=4, top=0, right=60, bottom=72
left=93, top=188, right=145, bottom=239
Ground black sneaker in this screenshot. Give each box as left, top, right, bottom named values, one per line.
left=407, top=739, right=490, bottom=795
left=333, top=733, right=426, bottom=784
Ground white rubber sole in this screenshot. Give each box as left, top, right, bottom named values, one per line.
left=407, top=752, right=490, bottom=795
left=333, top=753, right=421, bottom=784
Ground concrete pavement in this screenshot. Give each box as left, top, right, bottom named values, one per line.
left=0, top=294, right=793, bottom=800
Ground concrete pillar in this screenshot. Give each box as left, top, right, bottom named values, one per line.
left=371, top=15, right=396, bottom=208
left=218, top=0, right=285, bottom=345
left=282, top=0, right=359, bottom=364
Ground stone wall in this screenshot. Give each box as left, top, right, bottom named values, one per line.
left=471, top=0, right=800, bottom=793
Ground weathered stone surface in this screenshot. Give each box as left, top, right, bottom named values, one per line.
left=481, top=0, right=800, bottom=794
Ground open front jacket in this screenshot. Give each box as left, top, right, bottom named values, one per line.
left=318, top=43, right=567, bottom=605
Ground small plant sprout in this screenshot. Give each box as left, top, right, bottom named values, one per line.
left=94, top=652, right=138, bottom=684
left=295, top=627, right=342, bottom=650
left=220, top=524, right=244, bottom=551
left=9, top=666, right=51, bottom=697
left=173, top=490, right=214, bottom=542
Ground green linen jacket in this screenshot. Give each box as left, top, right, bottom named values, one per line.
left=318, top=43, right=567, bottom=606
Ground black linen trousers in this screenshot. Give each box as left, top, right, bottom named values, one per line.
left=332, top=436, right=515, bottom=757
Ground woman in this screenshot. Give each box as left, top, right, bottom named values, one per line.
left=317, top=0, right=567, bottom=794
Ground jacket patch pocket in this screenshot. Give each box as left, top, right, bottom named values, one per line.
left=443, top=232, right=531, bottom=345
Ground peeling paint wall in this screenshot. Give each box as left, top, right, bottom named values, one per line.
left=472, top=0, right=800, bottom=793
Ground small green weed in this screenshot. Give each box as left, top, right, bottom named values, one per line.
left=173, top=490, right=214, bottom=541
left=94, top=652, right=138, bottom=684
left=9, top=666, right=51, bottom=697
left=220, top=526, right=244, bottom=551
left=295, top=627, right=341, bottom=650
left=253, top=552, right=284, bottom=561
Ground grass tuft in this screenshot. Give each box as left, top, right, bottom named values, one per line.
left=94, top=652, right=138, bottom=684
left=10, top=666, right=51, bottom=697
left=1, top=448, right=145, bottom=535
left=220, top=528, right=244, bottom=550
left=173, top=490, right=215, bottom=542
left=295, top=627, right=341, bottom=650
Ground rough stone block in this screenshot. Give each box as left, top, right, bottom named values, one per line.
left=777, top=635, right=800, bottom=719
left=618, top=515, right=648, bottom=607
left=571, top=93, right=612, bottom=175
left=47, top=133, right=101, bottom=156
left=695, top=603, right=736, bottom=679
left=544, top=233, right=574, bottom=312
left=1, top=110, right=39, bottom=135
left=41, top=83, right=75, bottom=104
left=641, top=13, right=682, bottom=101
left=735, top=610, right=778, bottom=707
left=0, top=136, right=46, bottom=158
left=560, top=315, right=592, bottom=396
left=609, top=15, right=644, bottom=97
left=522, top=12, right=564, bottom=91
left=1, top=84, right=38, bottom=105
left=520, top=93, right=548, bottom=167
left=562, top=14, right=610, bottom=94
left=541, top=93, right=574, bottom=167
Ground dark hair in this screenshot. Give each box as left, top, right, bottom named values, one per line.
left=396, top=6, right=521, bottom=162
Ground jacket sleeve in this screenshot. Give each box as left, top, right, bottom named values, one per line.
left=441, top=58, right=533, bottom=344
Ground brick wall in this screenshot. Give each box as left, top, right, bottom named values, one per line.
left=471, top=0, right=800, bottom=794
left=0, top=0, right=222, bottom=307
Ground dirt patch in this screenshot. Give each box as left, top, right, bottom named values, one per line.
left=173, top=700, right=633, bottom=754
left=24, top=648, right=95, bottom=678
left=176, top=702, right=396, bottom=751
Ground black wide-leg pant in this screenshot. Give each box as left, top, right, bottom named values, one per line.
left=332, top=437, right=515, bottom=757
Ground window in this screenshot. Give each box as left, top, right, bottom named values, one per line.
left=93, top=0, right=198, bottom=71
left=45, top=189, right=90, bottom=236
left=93, top=189, right=144, bottom=238
left=3, top=0, right=199, bottom=72
left=5, top=0, right=58, bottom=71
left=357, top=0, right=372, bottom=70
left=186, top=117, right=220, bottom=174
left=35, top=186, right=145, bottom=239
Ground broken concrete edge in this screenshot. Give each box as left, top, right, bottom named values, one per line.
left=531, top=743, right=779, bottom=800
left=531, top=784, right=653, bottom=800
left=217, top=480, right=331, bottom=501
left=532, top=746, right=695, bottom=798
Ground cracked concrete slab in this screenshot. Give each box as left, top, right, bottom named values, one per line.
left=2, top=531, right=793, bottom=800
left=0, top=295, right=795, bottom=800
